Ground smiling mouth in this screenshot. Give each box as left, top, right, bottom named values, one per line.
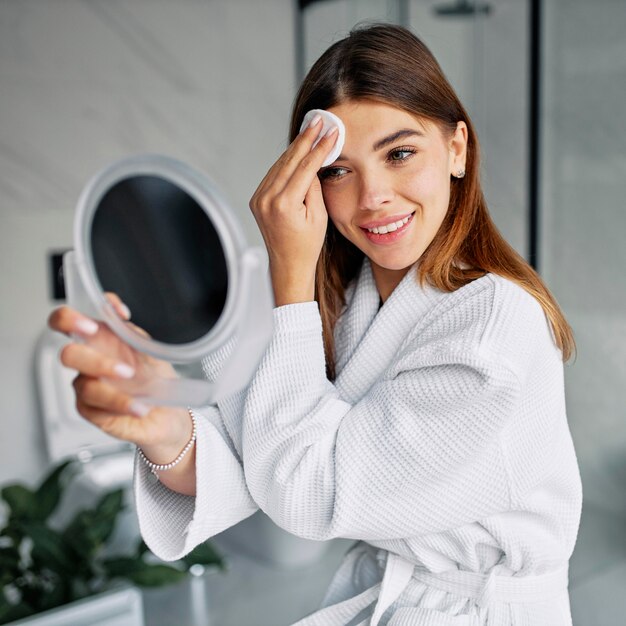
left=360, top=212, right=415, bottom=234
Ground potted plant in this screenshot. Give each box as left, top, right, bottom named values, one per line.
left=0, top=460, right=224, bottom=624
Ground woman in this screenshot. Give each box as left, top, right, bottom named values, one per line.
left=49, top=24, right=582, bottom=626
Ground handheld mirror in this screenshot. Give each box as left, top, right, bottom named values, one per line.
left=64, top=154, right=274, bottom=406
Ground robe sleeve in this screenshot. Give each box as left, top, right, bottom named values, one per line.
left=133, top=338, right=258, bottom=561
left=241, top=302, right=521, bottom=542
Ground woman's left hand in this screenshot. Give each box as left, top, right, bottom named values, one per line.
left=249, top=116, right=339, bottom=306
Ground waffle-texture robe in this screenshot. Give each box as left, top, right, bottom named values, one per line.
left=134, top=258, right=582, bottom=625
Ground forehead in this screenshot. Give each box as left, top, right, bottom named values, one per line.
left=327, top=99, right=434, bottom=136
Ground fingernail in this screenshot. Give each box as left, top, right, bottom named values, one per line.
left=75, top=318, right=98, bottom=335
left=308, top=113, right=322, bottom=129
left=119, top=303, right=131, bottom=320
left=129, top=400, right=151, bottom=417
left=324, top=126, right=339, bottom=138
left=114, top=363, right=135, bottom=379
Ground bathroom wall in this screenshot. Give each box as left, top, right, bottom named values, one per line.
left=0, top=0, right=295, bottom=484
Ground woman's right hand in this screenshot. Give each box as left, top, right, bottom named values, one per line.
left=47, top=295, right=193, bottom=465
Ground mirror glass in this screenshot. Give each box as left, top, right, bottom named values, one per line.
left=89, top=175, right=228, bottom=345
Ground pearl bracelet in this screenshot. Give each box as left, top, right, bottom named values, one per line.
left=137, top=408, right=197, bottom=478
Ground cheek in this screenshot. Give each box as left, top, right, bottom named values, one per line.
left=404, top=166, right=450, bottom=216
left=321, top=186, right=352, bottom=227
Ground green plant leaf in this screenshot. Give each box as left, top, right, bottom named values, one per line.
left=135, top=538, right=150, bottom=558
left=85, top=513, right=117, bottom=549
left=101, top=556, right=144, bottom=578
left=0, top=546, right=20, bottom=585
left=95, top=489, right=125, bottom=520
left=24, top=523, right=73, bottom=575
left=103, top=557, right=186, bottom=587
left=63, top=489, right=125, bottom=557
left=0, top=466, right=225, bottom=619
left=125, top=563, right=187, bottom=587
left=0, top=600, right=36, bottom=626
left=62, top=507, right=117, bottom=560
left=62, top=510, right=96, bottom=558
left=181, top=542, right=225, bottom=571
left=1, top=485, right=37, bottom=522
left=68, top=578, right=91, bottom=603
left=34, top=460, right=75, bottom=522
left=37, top=577, right=68, bottom=613
left=0, top=545, right=20, bottom=568
left=0, top=588, right=15, bottom=621
left=0, top=524, right=21, bottom=547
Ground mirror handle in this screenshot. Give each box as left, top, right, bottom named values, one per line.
left=64, top=250, right=103, bottom=321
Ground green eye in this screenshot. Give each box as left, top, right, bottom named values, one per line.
left=389, top=149, right=414, bottom=161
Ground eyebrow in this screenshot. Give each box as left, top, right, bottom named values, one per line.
left=373, top=128, right=424, bottom=151
left=334, top=128, right=425, bottom=162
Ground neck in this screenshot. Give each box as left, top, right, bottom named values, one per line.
left=370, top=261, right=412, bottom=304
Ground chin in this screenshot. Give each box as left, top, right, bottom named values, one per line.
left=370, top=252, right=422, bottom=272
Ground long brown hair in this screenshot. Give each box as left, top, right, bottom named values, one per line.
left=289, top=24, right=574, bottom=379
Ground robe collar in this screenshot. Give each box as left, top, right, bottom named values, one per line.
left=334, top=257, right=446, bottom=402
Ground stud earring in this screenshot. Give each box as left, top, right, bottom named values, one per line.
left=454, top=169, right=465, bottom=179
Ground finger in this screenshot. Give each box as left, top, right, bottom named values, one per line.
left=126, top=320, right=151, bottom=339
left=76, top=399, right=178, bottom=448
left=73, top=375, right=144, bottom=417
left=251, top=124, right=332, bottom=222
left=274, top=115, right=324, bottom=174
left=279, top=128, right=339, bottom=206
left=105, top=292, right=131, bottom=320
left=253, top=117, right=325, bottom=204
left=48, top=306, right=99, bottom=338
left=303, top=175, right=327, bottom=220
left=102, top=294, right=151, bottom=338
left=75, top=397, right=148, bottom=443
left=269, top=118, right=330, bottom=191
left=61, top=343, right=136, bottom=379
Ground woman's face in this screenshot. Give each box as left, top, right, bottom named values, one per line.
left=320, top=99, right=467, bottom=295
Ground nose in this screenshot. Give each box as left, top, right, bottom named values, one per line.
left=358, top=171, right=393, bottom=212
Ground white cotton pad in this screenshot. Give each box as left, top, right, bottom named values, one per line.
left=299, top=109, right=346, bottom=167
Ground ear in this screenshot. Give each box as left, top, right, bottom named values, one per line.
left=448, top=121, right=468, bottom=176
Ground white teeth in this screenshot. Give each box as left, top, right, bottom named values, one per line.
left=366, top=215, right=411, bottom=234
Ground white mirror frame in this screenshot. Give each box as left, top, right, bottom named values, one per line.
left=64, top=154, right=274, bottom=406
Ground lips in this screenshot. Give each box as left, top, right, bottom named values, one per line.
left=361, top=212, right=415, bottom=245
left=359, top=211, right=415, bottom=231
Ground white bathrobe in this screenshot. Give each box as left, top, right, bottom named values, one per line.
left=134, top=258, right=582, bottom=626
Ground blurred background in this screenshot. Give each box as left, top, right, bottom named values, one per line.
left=1, top=0, right=625, bottom=624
